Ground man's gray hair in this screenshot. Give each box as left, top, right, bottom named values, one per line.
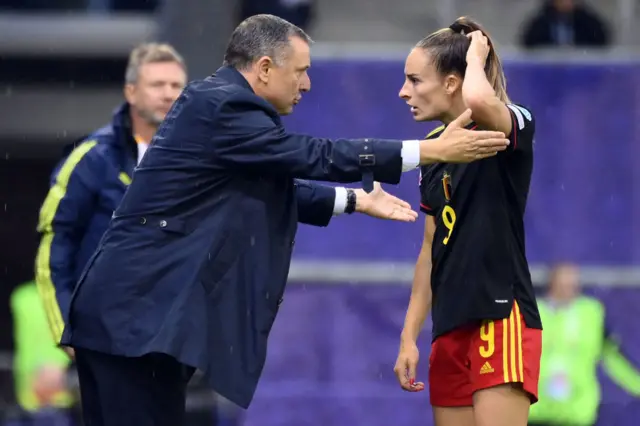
left=124, top=43, right=187, bottom=85
left=223, top=14, right=312, bottom=70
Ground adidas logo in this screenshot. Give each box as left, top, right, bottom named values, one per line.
left=480, top=361, right=494, bottom=374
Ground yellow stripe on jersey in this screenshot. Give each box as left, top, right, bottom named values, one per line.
left=426, top=125, right=445, bottom=139
left=35, top=141, right=97, bottom=343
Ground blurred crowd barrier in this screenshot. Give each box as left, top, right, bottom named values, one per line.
left=0, top=0, right=637, bottom=46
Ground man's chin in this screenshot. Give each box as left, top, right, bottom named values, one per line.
left=150, top=115, right=167, bottom=126
left=278, top=106, right=295, bottom=116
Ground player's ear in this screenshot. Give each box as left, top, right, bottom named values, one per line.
left=443, top=74, right=461, bottom=95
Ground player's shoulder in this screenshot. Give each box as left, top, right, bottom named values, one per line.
left=506, top=103, right=535, bottom=129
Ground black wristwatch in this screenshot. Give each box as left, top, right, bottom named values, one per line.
left=345, top=189, right=357, bottom=214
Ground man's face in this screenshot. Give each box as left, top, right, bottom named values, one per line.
left=259, top=36, right=311, bottom=115
left=549, top=264, right=580, bottom=301
left=124, top=61, right=187, bottom=126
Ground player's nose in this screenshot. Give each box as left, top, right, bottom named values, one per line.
left=399, top=83, right=410, bottom=100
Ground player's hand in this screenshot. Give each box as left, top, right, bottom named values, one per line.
left=422, top=109, right=508, bottom=163
left=394, top=339, right=425, bottom=392
left=465, top=31, right=490, bottom=66
left=354, top=183, right=418, bottom=222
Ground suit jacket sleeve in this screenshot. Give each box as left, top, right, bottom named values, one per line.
left=294, top=180, right=335, bottom=227
left=35, top=141, right=103, bottom=343
left=211, top=92, right=404, bottom=184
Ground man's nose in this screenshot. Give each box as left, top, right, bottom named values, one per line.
left=300, top=74, right=311, bottom=92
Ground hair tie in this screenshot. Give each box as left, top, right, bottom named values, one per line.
left=449, top=23, right=465, bottom=34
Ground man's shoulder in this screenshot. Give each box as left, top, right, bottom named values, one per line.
left=53, top=136, right=115, bottom=181
left=189, top=77, right=275, bottom=116
left=10, top=281, right=38, bottom=307
left=62, top=135, right=116, bottom=162
left=576, top=296, right=605, bottom=313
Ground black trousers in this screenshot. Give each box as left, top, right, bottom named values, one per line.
left=75, top=348, right=196, bottom=426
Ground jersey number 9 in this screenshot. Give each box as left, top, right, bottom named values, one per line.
left=442, top=205, right=457, bottom=245
left=479, top=320, right=495, bottom=358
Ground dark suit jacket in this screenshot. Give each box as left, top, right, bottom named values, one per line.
left=61, top=66, right=404, bottom=408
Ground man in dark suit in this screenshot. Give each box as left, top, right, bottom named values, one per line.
left=61, top=14, right=509, bottom=426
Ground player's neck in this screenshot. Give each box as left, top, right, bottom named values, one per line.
left=130, top=113, right=157, bottom=143
left=441, top=101, right=471, bottom=127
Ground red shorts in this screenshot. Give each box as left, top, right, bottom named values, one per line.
left=428, top=302, right=541, bottom=407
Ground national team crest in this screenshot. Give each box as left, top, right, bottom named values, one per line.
left=442, top=172, right=452, bottom=202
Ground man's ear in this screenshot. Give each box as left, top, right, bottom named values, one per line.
left=256, top=56, right=274, bottom=84
left=124, top=83, right=136, bottom=105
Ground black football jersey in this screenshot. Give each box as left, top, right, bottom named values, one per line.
left=419, top=104, right=542, bottom=339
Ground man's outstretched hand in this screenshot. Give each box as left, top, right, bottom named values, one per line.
left=354, top=183, right=418, bottom=222
left=420, top=109, right=509, bottom=164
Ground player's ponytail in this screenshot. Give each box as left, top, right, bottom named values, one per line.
left=416, top=16, right=510, bottom=103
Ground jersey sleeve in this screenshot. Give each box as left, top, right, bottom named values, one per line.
left=419, top=166, right=436, bottom=215
left=505, top=104, right=535, bottom=154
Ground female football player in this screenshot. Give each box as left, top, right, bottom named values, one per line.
left=393, top=17, right=542, bottom=426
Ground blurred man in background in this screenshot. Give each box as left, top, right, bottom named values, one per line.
left=35, top=42, right=187, bottom=354
left=33, top=41, right=238, bottom=426
left=520, top=0, right=610, bottom=48
left=8, top=280, right=79, bottom=426
left=29, top=42, right=186, bottom=424
left=529, top=263, right=640, bottom=426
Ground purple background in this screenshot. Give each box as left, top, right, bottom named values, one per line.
left=244, top=60, right=639, bottom=425
left=285, top=60, right=640, bottom=266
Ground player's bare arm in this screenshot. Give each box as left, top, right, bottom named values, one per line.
left=394, top=215, right=436, bottom=392
left=461, top=31, right=514, bottom=137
